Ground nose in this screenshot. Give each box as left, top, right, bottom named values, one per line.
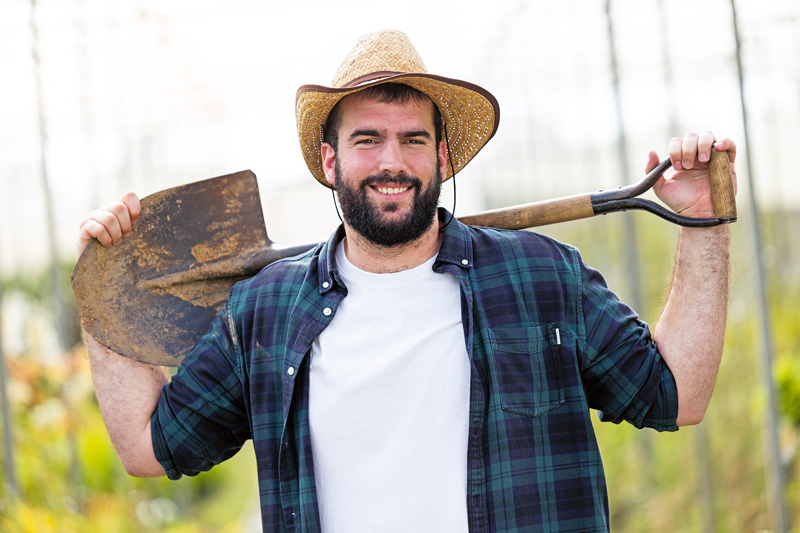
left=377, top=140, right=407, bottom=175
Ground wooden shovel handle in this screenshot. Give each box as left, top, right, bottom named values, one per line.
left=459, top=148, right=737, bottom=230
left=457, top=193, right=595, bottom=230
left=708, top=147, right=737, bottom=221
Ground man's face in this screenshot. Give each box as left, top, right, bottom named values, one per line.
left=321, top=95, right=447, bottom=247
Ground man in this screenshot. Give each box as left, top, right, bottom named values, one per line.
left=78, top=30, right=735, bottom=531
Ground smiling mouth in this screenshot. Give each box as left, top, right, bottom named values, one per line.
left=374, top=186, right=411, bottom=195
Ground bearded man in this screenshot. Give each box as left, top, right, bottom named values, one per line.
left=79, top=30, right=735, bottom=532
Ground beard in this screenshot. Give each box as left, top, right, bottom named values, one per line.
left=335, top=162, right=442, bottom=248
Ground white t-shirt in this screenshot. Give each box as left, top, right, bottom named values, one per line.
left=309, top=241, right=471, bottom=532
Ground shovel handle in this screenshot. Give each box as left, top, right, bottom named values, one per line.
left=708, top=146, right=737, bottom=222
left=460, top=146, right=737, bottom=230
left=457, top=193, right=595, bottom=229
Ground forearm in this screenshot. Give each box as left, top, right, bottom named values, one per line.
left=86, top=332, right=168, bottom=476
left=653, top=225, right=730, bottom=426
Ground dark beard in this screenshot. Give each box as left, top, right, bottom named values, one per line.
left=335, top=162, right=442, bottom=247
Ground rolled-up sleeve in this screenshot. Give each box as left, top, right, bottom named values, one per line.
left=151, top=303, right=251, bottom=480
left=578, top=260, right=679, bottom=432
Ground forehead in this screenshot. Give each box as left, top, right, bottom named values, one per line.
left=335, top=93, right=436, bottom=131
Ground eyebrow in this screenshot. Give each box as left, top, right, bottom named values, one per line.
left=348, top=128, right=432, bottom=140
left=349, top=128, right=383, bottom=140
left=400, top=129, right=432, bottom=139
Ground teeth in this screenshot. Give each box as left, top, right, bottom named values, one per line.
left=377, top=186, right=409, bottom=195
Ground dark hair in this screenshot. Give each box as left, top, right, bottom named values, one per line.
left=323, top=83, right=443, bottom=150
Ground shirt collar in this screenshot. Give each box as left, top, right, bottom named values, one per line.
left=316, top=208, right=474, bottom=294
left=318, top=225, right=346, bottom=294
left=434, top=208, right=474, bottom=271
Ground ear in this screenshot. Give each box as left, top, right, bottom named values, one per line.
left=321, top=143, right=337, bottom=187
left=438, top=140, right=448, bottom=181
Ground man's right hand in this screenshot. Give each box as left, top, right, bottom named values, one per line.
left=77, top=192, right=141, bottom=257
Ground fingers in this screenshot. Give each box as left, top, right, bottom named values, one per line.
left=644, top=150, right=660, bottom=174
left=713, top=137, right=737, bottom=164
left=79, top=211, right=120, bottom=248
left=678, top=132, right=698, bottom=169
left=106, top=192, right=141, bottom=239
left=669, top=131, right=716, bottom=170
left=118, top=192, right=142, bottom=236
left=697, top=131, right=714, bottom=162
left=654, top=132, right=738, bottom=219
left=76, top=192, right=141, bottom=257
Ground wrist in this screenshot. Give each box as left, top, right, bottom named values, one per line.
left=679, top=223, right=730, bottom=240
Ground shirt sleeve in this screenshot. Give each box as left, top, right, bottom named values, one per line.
left=577, top=259, right=679, bottom=432
left=151, top=303, right=251, bottom=480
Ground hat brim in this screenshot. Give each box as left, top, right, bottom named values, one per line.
left=296, top=72, right=500, bottom=188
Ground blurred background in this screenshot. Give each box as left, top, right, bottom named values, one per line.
left=1, top=0, right=799, bottom=531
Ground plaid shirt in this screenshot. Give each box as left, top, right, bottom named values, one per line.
left=152, top=209, right=678, bottom=532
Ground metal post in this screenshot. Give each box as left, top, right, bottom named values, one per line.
left=30, top=0, right=71, bottom=352
left=604, top=0, right=644, bottom=315
left=30, top=0, right=84, bottom=511
left=729, top=1, right=788, bottom=531
left=604, top=0, right=654, bottom=498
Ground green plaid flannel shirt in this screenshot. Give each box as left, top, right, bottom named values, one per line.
left=152, top=209, right=678, bottom=532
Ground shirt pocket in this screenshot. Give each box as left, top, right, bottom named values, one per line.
left=488, top=324, right=566, bottom=417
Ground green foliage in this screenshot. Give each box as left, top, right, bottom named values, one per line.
left=777, top=356, right=800, bottom=427
left=0, top=347, right=258, bottom=532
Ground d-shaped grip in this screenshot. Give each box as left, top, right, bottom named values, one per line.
left=708, top=148, right=737, bottom=222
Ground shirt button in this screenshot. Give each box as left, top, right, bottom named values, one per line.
left=323, top=307, right=332, bottom=316
left=322, top=281, right=330, bottom=289
left=461, top=259, right=469, bottom=265
left=287, top=367, right=295, bottom=376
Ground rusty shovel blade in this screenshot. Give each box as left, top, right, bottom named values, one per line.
left=71, top=171, right=315, bottom=366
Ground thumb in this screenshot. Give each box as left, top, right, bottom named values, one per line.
left=644, top=150, right=660, bottom=174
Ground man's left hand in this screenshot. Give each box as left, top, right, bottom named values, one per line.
left=649, top=131, right=738, bottom=220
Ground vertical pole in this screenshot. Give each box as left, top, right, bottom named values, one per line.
left=30, top=0, right=70, bottom=351
left=604, top=0, right=654, bottom=495
left=729, top=2, right=788, bottom=531
left=604, top=1, right=644, bottom=316
left=30, top=0, right=84, bottom=511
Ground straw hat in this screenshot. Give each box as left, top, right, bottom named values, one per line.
left=296, top=29, right=500, bottom=187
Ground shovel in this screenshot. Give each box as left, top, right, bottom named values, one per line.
left=72, top=149, right=735, bottom=366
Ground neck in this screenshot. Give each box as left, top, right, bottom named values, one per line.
left=342, top=216, right=443, bottom=273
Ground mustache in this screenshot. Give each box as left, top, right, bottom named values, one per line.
left=360, top=173, right=422, bottom=189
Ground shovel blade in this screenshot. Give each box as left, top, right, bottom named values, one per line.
left=72, top=171, right=268, bottom=366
